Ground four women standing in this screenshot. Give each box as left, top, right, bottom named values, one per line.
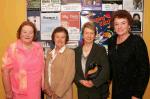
left=2, top=10, right=149, bottom=99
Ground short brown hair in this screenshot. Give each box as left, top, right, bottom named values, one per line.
left=17, top=21, right=37, bottom=41
left=51, top=26, right=69, bottom=44
left=82, top=22, right=97, bottom=35
left=111, top=10, right=133, bottom=28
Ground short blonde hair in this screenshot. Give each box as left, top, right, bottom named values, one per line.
left=81, top=22, right=97, bottom=35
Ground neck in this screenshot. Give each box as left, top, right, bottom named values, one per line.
left=117, top=33, right=130, bottom=44
left=83, top=42, right=93, bottom=48
left=118, top=33, right=130, bottom=39
left=23, top=42, right=33, bottom=49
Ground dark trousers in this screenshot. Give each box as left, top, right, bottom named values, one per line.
left=77, top=84, right=109, bottom=99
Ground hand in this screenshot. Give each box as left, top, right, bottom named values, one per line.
left=6, top=91, right=13, bottom=99
left=132, top=96, right=140, bottom=99
left=52, top=93, right=59, bottom=99
left=87, top=80, right=94, bottom=87
left=79, top=80, right=88, bottom=87
left=79, top=80, right=93, bottom=88
left=43, top=87, right=54, bottom=96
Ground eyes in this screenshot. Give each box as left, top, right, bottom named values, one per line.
left=114, top=21, right=127, bottom=26
left=84, top=32, right=95, bottom=35
left=21, top=30, right=34, bottom=35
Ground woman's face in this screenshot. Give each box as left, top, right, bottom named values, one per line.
left=133, top=15, right=140, bottom=20
left=114, top=18, right=130, bottom=36
left=20, top=25, right=34, bottom=45
left=83, top=27, right=95, bottom=44
left=54, top=32, right=66, bottom=49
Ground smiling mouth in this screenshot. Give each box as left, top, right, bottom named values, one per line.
left=25, top=38, right=31, bottom=39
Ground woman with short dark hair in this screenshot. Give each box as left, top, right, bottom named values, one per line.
left=44, top=26, right=75, bottom=99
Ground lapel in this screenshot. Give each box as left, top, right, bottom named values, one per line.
left=46, top=50, right=52, bottom=66
left=77, top=46, right=85, bottom=77
left=85, top=43, right=97, bottom=73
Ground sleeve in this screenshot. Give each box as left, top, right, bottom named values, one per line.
left=92, top=47, right=110, bottom=87
left=55, top=50, right=75, bottom=97
left=44, top=49, right=52, bottom=92
left=74, top=49, right=83, bottom=87
left=2, top=46, right=14, bottom=71
left=39, top=46, right=45, bottom=90
left=132, top=36, right=149, bottom=98
left=1, top=45, right=14, bottom=96
left=107, top=38, right=113, bottom=81
left=74, top=67, right=82, bottom=87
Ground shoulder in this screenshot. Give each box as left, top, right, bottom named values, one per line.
left=131, top=34, right=147, bottom=47
left=131, top=34, right=143, bottom=41
left=65, top=48, right=75, bottom=55
left=32, top=42, right=43, bottom=49
left=74, top=46, right=82, bottom=53
left=107, top=34, right=116, bottom=44
left=6, top=41, right=17, bottom=54
left=9, top=42, right=17, bottom=49
left=130, top=34, right=145, bottom=44
left=93, top=43, right=105, bottom=51
left=74, top=46, right=81, bottom=51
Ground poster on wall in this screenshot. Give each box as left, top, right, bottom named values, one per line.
left=27, top=0, right=41, bottom=10
left=41, top=0, right=61, bottom=11
left=130, top=11, right=143, bottom=33
left=102, top=0, right=122, bottom=11
left=61, top=0, right=81, bottom=11
left=61, top=12, right=80, bottom=41
left=81, top=0, right=102, bottom=10
left=27, top=10, right=41, bottom=40
left=41, top=12, right=61, bottom=40
left=66, top=40, right=79, bottom=48
left=81, top=11, right=113, bottom=45
left=123, top=0, right=143, bottom=11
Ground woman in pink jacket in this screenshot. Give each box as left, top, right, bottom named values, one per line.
left=1, top=21, right=44, bottom=99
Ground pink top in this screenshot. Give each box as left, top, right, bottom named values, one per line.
left=2, top=40, right=44, bottom=99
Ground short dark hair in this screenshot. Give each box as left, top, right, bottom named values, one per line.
left=82, top=22, right=97, bottom=35
left=17, top=21, right=37, bottom=41
left=111, top=10, right=133, bottom=28
left=133, top=13, right=140, bottom=20
left=51, top=26, right=69, bottom=44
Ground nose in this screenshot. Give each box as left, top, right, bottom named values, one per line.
left=117, top=24, right=122, bottom=29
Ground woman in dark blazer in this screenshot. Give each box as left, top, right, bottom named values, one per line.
left=74, top=22, right=110, bottom=99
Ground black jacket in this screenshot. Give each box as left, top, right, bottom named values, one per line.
left=108, top=34, right=149, bottom=99
left=74, top=43, right=110, bottom=98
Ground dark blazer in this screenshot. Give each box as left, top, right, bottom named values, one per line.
left=74, top=43, right=109, bottom=99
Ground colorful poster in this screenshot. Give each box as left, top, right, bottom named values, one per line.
left=81, top=0, right=102, bottom=10
left=61, top=12, right=80, bottom=41
left=41, top=13, right=61, bottom=40
left=81, top=11, right=113, bottom=45
left=27, top=0, right=41, bottom=10
left=123, top=0, right=143, bottom=11
left=102, top=0, right=122, bottom=11
left=61, top=0, right=81, bottom=11
left=41, top=0, right=61, bottom=11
